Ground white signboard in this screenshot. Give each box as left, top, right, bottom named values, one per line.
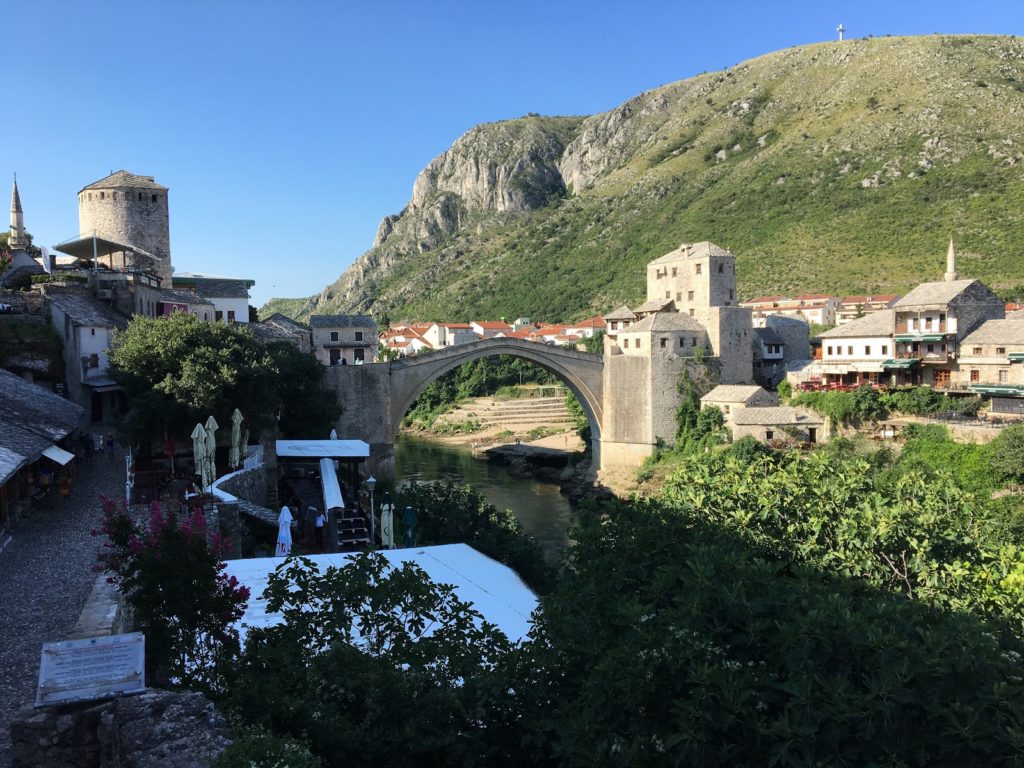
left=35, top=632, right=146, bottom=707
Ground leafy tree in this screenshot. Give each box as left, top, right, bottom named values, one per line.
left=109, top=312, right=338, bottom=445
left=581, top=329, right=605, bottom=354
left=396, top=481, right=555, bottom=593
left=850, top=384, right=886, bottom=421
left=96, top=496, right=249, bottom=692
left=224, top=554, right=522, bottom=768
left=776, top=378, right=792, bottom=400
left=693, top=404, right=726, bottom=443
left=674, top=369, right=701, bottom=444
left=989, top=424, right=1024, bottom=484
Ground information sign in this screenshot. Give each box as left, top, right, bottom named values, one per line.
left=35, top=632, right=145, bottom=707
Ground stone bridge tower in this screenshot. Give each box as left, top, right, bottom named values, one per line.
left=78, top=171, right=171, bottom=283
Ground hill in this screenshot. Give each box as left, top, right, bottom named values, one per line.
left=262, top=35, right=1024, bottom=324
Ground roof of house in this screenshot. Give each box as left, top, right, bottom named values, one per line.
left=732, top=406, right=823, bottom=426
left=568, top=316, right=606, bottom=328
left=754, top=327, right=784, bottom=345
left=603, top=305, right=636, bottom=321
left=634, top=298, right=675, bottom=314
left=648, top=241, right=731, bottom=265
left=892, top=279, right=979, bottom=308
left=959, top=319, right=1024, bottom=347
left=792, top=293, right=838, bottom=302
left=741, top=295, right=786, bottom=306
left=48, top=294, right=128, bottom=328
left=309, top=315, right=377, bottom=329
left=473, top=321, right=513, bottom=330
left=840, top=294, right=900, bottom=306
left=262, top=313, right=308, bottom=332
left=80, top=170, right=167, bottom=192
left=625, top=311, right=705, bottom=334
left=820, top=309, right=894, bottom=338
left=0, top=369, right=86, bottom=472
left=442, top=323, right=473, bottom=330
left=160, top=288, right=213, bottom=306
left=248, top=322, right=297, bottom=344
left=171, top=275, right=254, bottom=298
left=701, top=384, right=773, bottom=404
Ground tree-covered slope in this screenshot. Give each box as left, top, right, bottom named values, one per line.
left=264, top=35, right=1024, bottom=323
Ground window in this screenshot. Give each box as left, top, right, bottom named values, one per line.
left=695, top=264, right=702, bottom=275
left=665, top=291, right=670, bottom=299
left=671, top=267, right=677, bottom=277
left=354, top=348, right=365, bottom=362
left=687, top=291, right=694, bottom=301
left=926, top=344, right=934, bottom=353
left=89, top=354, right=99, bottom=368
left=676, top=292, right=681, bottom=301
left=865, top=345, right=871, bottom=355
left=215, top=311, right=223, bottom=322
left=973, top=347, right=982, bottom=355
left=908, top=318, right=916, bottom=331
left=329, top=349, right=341, bottom=365
left=689, top=308, right=695, bottom=317
left=227, top=310, right=236, bottom=323
left=691, top=337, right=698, bottom=346
left=827, top=346, right=833, bottom=355
left=151, top=194, right=157, bottom=203
left=660, top=338, right=667, bottom=348
left=636, top=338, right=642, bottom=349
left=679, top=338, right=686, bottom=348
left=881, top=345, right=888, bottom=355
left=138, top=193, right=142, bottom=201
left=355, top=331, right=364, bottom=341
left=729, top=290, right=734, bottom=300
left=90, top=328, right=95, bottom=336
left=330, top=331, right=339, bottom=341
left=847, top=346, right=853, bottom=355
left=970, top=369, right=980, bottom=382
left=999, top=370, right=1008, bottom=383
left=623, top=338, right=629, bottom=348
left=997, top=347, right=1006, bottom=355
left=766, top=430, right=774, bottom=441
left=717, top=263, right=723, bottom=273
left=939, top=313, right=946, bottom=326
left=935, top=369, right=950, bottom=387
left=100, top=191, right=105, bottom=200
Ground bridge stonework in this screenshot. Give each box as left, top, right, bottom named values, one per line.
left=324, top=336, right=724, bottom=474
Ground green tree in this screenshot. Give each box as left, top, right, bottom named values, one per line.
left=989, top=424, right=1024, bottom=484
left=109, top=313, right=338, bottom=444
left=674, top=369, right=701, bottom=444
left=581, top=329, right=605, bottom=354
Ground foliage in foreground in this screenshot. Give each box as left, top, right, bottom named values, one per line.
left=96, top=497, right=249, bottom=692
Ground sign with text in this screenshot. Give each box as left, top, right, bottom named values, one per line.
left=35, top=632, right=145, bottom=707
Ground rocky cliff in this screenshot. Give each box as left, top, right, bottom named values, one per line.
left=264, top=35, right=1024, bottom=323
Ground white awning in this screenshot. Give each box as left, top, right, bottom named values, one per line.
left=276, top=439, right=369, bottom=459
left=42, top=445, right=75, bottom=465
left=319, top=458, right=345, bottom=511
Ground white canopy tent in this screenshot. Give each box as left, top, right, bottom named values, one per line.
left=276, top=440, right=370, bottom=459
left=319, top=458, right=345, bottom=512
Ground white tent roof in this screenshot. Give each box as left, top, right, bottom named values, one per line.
left=42, top=445, right=75, bottom=465
left=319, top=458, right=345, bottom=511
left=276, top=439, right=369, bottom=459
left=222, top=543, right=538, bottom=646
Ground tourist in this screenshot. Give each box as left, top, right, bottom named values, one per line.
left=276, top=505, right=293, bottom=557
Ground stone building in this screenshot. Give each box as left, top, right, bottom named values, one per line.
left=252, top=312, right=311, bottom=352
left=951, top=319, right=1024, bottom=414
left=170, top=273, right=254, bottom=323
left=77, top=171, right=172, bottom=283
left=310, top=315, right=379, bottom=365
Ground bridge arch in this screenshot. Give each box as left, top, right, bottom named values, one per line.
left=388, top=338, right=604, bottom=456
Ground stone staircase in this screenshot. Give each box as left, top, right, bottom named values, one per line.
left=455, top=396, right=576, bottom=429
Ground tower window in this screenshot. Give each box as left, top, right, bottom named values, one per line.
left=355, top=331, right=364, bottom=341
left=695, top=264, right=702, bottom=275
left=665, top=291, right=670, bottom=299
left=689, top=309, right=695, bottom=317
left=671, top=268, right=677, bottom=277
left=330, top=331, right=339, bottom=342
left=718, top=263, right=723, bottom=273
left=100, top=192, right=105, bottom=200
left=151, top=194, right=157, bottom=203
left=688, top=291, right=694, bottom=301
left=660, top=338, right=667, bottom=348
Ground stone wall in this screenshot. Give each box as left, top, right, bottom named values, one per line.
left=78, top=188, right=171, bottom=283
left=11, top=690, right=229, bottom=768
left=707, top=306, right=754, bottom=384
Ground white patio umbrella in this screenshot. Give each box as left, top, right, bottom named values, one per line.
left=329, top=428, right=338, bottom=440
left=239, top=425, right=249, bottom=465
left=229, top=409, right=243, bottom=470
left=276, top=505, right=293, bottom=557
left=203, top=415, right=219, bottom=489
left=190, top=423, right=207, bottom=487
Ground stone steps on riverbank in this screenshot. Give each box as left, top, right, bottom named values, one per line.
left=441, top=396, right=576, bottom=429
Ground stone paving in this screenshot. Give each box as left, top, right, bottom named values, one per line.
left=0, top=448, right=124, bottom=768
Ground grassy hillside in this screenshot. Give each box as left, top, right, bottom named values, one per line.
left=265, top=35, right=1024, bottom=324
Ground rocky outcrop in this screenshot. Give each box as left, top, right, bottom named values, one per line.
left=11, top=690, right=230, bottom=768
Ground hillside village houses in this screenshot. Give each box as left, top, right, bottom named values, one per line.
left=741, top=293, right=843, bottom=326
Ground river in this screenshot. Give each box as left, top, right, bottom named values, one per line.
left=389, top=435, right=573, bottom=557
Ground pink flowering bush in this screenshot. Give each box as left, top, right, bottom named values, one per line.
left=96, top=496, right=250, bottom=692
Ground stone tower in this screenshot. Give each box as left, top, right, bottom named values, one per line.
left=78, top=171, right=171, bottom=283
left=944, top=239, right=958, bottom=282
left=645, top=241, right=738, bottom=324
left=9, top=176, right=25, bottom=249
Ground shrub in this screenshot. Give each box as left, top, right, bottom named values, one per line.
left=214, top=729, right=320, bottom=768
left=96, top=497, right=249, bottom=692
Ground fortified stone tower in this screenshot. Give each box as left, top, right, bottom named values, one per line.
left=646, top=241, right=737, bottom=323
left=78, top=171, right=171, bottom=283
left=9, top=176, right=26, bottom=249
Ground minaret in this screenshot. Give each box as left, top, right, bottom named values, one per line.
left=944, top=239, right=958, bottom=282
left=9, top=175, right=25, bottom=249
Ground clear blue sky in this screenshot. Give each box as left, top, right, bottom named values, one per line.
left=4, top=1, right=1022, bottom=307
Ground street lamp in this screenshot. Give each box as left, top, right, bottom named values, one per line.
left=365, top=476, right=377, bottom=550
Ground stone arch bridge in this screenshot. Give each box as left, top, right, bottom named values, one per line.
left=325, top=337, right=605, bottom=474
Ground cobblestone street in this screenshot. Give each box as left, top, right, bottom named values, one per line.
left=0, top=449, right=124, bottom=768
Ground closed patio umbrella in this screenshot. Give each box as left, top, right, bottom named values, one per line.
left=229, top=409, right=243, bottom=470
left=276, top=505, right=293, bottom=557
left=190, top=423, right=207, bottom=487
left=203, top=415, right=219, bottom=489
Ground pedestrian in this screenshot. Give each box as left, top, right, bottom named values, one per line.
left=314, top=507, right=325, bottom=550
left=276, top=505, right=293, bottom=557
left=105, top=433, right=115, bottom=461
left=402, top=505, right=417, bottom=548
left=379, top=493, right=395, bottom=549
